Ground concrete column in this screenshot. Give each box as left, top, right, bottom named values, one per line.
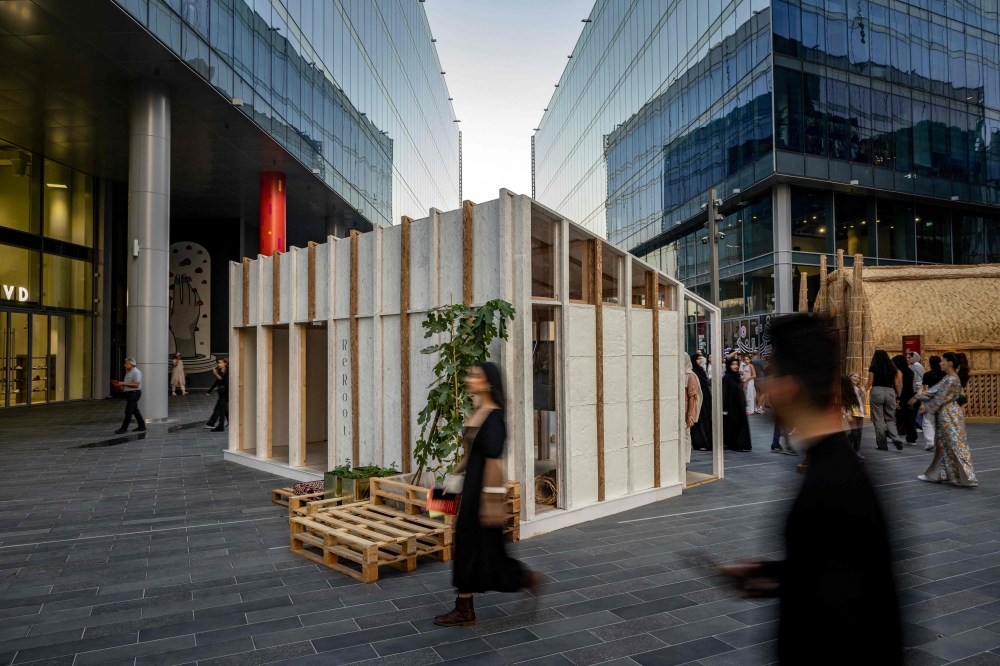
left=127, top=80, right=170, bottom=421
left=773, top=183, right=794, bottom=314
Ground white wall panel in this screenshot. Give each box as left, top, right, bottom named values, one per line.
left=333, top=319, right=352, bottom=463
left=473, top=199, right=505, bottom=303
left=333, top=239, right=351, bottom=320
left=314, top=243, right=329, bottom=321
left=437, top=209, right=463, bottom=306
left=381, top=315, right=402, bottom=468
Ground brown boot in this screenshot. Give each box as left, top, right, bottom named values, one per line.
left=434, top=595, right=475, bottom=627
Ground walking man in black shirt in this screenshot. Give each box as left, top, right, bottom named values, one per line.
left=718, top=314, right=902, bottom=666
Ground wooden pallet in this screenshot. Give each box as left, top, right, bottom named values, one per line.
left=290, top=479, right=453, bottom=583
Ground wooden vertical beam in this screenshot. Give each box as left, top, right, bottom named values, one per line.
left=592, top=239, right=605, bottom=502
left=307, top=241, right=317, bottom=321
left=350, top=230, right=360, bottom=466
left=649, top=271, right=661, bottom=488
left=462, top=200, right=475, bottom=306
left=237, top=329, right=245, bottom=450
left=242, top=258, right=250, bottom=326
left=399, top=216, right=412, bottom=474
left=272, top=250, right=281, bottom=323
left=289, top=324, right=306, bottom=468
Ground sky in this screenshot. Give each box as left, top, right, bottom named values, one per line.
left=422, top=0, right=594, bottom=204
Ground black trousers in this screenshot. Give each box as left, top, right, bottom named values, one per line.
left=897, top=401, right=918, bottom=443
left=207, top=392, right=228, bottom=428
left=121, top=391, right=145, bottom=430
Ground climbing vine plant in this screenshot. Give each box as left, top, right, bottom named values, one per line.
left=413, top=299, right=515, bottom=481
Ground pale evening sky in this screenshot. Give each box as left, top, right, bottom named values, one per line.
left=422, top=0, right=594, bottom=204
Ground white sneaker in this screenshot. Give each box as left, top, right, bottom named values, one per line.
left=917, top=474, right=939, bottom=483
left=924, top=444, right=934, bottom=451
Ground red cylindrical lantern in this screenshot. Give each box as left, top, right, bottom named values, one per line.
left=260, top=171, right=286, bottom=255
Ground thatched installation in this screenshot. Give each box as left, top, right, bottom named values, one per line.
left=797, top=267, right=809, bottom=313
left=814, top=255, right=829, bottom=315
left=825, top=262, right=1000, bottom=421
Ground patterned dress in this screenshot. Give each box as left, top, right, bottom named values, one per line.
left=918, top=374, right=978, bottom=487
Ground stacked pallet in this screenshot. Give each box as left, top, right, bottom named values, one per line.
left=280, top=478, right=522, bottom=583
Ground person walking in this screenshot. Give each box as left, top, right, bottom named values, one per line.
left=907, top=351, right=925, bottom=393
left=114, top=358, right=146, bottom=434
left=866, top=350, right=903, bottom=451
left=205, top=358, right=229, bottom=432
left=683, top=354, right=703, bottom=465
left=751, top=352, right=767, bottom=413
left=170, top=353, right=187, bottom=395
left=912, top=352, right=978, bottom=487
left=919, top=356, right=944, bottom=451
left=740, top=354, right=757, bottom=416
left=434, top=362, right=538, bottom=627
left=705, top=353, right=713, bottom=382
left=771, top=420, right=796, bottom=455
left=841, top=375, right=864, bottom=460
left=723, top=357, right=752, bottom=451
left=719, top=314, right=902, bottom=666
left=690, top=352, right=713, bottom=451
left=892, top=355, right=918, bottom=444
left=849, top=371, right=867, bottom=457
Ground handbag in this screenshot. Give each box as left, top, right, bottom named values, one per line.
left=427, top=473, right=464, bottom=516
left=479, top=457, right=507, bottom=527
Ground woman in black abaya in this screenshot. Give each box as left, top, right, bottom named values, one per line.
left=723, top=357, right=752, bottom=451
left=690, top=352, right=713, bottom=451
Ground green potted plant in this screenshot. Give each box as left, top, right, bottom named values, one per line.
left=339, top=466, right=371, bottom=504
left=413, top=299, right=515, bottom=484
left=324, top=459, right=352, bottom=501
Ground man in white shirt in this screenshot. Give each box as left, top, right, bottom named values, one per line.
left=115, top=358, right=147, bottom=434
left=907, top=351, right=925, bottom=392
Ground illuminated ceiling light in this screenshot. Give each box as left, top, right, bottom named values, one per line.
left=46, top=183, right=67, bottom=188
left=915, top=217, right=920, bottom=221
left=818, top=226, right=826, bottom=233
left=812, top=215, right=817, bottom=219
left=861, top=220, right=866, bottom=225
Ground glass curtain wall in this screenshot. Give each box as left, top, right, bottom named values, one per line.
left=113, top=0, right=460, bottom=228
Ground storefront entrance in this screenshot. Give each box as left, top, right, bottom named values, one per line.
left=0, top=310, right=89, bottom=408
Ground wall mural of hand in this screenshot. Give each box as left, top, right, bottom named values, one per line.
left=170, top=273, right=201, bottom=357
left=169, top=242, right=211, bottom=361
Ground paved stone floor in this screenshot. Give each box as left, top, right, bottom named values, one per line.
left=0, top=396, right=999, bottom=666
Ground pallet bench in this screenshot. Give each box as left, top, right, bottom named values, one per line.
left=280, top=478, right=522, bottom=583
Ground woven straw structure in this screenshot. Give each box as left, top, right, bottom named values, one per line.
left=846, top=255, right=865, bottom=379
left=797, top=268, right=809, bottom=312
left=814, top=255, right=829, bottom=315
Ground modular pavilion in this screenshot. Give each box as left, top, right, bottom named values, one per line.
left=227, top=191, right=723, bottom=537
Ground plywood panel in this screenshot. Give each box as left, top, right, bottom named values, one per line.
left=259, top=255, right=274, bottom=324
left=381, top=314, right=402, bottom=469
left=247, top=260, right=259, bottom=326
left=381, top=227, right=401, bottom=316
left=438, top=208, right=464, bottom=306
left=242, top=327, right=257, bottom=452
left=357, top=232, right=378, bottom=316
left=333, top=319, right=353, bottom=464
left=358, top=317, right=379, bottom=465
left=409, top=216, right=435, bottom=312
left=473, top=199, right=505, bottom=303
left=333, top=239, right=351, bottom=320
left=272, top=328, right=290, bottom=454
left=314, top=242, right=329, bottom=321
left=409, top=313, right=435, bottom=471
left=294, top=246, right=309, bottom=322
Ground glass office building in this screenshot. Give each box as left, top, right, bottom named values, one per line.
left=0, top=0, right=457, bottom=410
left=534, top=0, right=1000, bottom=352
left=115, top=0, right=460, bottom=229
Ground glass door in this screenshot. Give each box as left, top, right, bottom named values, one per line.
left=50, top=315, right=65, bottom=402
left=0, top=311, right=7, bottom=407
left=30, top=314, right=48, bottom=404
left=10, top=312, right=28, bottom=406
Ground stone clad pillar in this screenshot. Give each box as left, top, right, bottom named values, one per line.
left=127, top=79, right=170, bottom=421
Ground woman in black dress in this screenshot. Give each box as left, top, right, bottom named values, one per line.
left=892, top=354, right=917, bottom=444
left=722, top=357, right=752, bottom=451
left=205, top=358, right=228, bottom=432
left=690, top=352, right=713, bottom=451
left=435, top=362, right=537, bottom=627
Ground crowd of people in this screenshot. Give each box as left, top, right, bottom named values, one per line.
left=681, top=340, right=978, bottom=488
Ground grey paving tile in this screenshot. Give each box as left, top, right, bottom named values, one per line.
left=667, top=598, right=757, bottom=624
left=697, top=639, right=777, bottom=666
left=952, top=653, right=1000, bottom=665
left=650, top=616, right=747, bottom=646
left=370, top=626, right=477, bottom=657
left=563, top=633, right=664, bottom=666
left=590, top=613, right=685, bottom=641
left=431, top=637, right=493, bottom=662
left=197, top=641, right=316, bottom=666
left=528, top=611, right=623, bottom=639
left=916, top=628, right=1000, bottom=662
left=11, top=631, right=138, bottom=664
left=133, top=636, right=256, bottom=666
left=138, top=612, right=246, bottom=642
left=497, top=630, right=602, bottom=664
left=252, top=619, right=358, bottom=649
left=610, top=594, right=697, bottom=621
left=919, top=608, right=1000, bottom=637
left=713, top=619, right=779, bottom=649
left=632, top=636, right=735, bottom=666
left=73, top=636, right=196, bottom=666
left=312, top=623, right=417, bottom=653
left=472, top=609, right=563, bottom=636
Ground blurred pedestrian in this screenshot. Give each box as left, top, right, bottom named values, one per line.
left=919, top=356, right=944, bottom=451
left=751, top=351, right=766, bottom=413
left=907, top=351, right=925, bottom=393
left=170, top=353, right=187, bottom=395
left=740, top=354, right=756, bottom=416
left=841, top=375, right=864, bottom=459
left=865, top=350, right=903, bottom=451
left=205, top=358, right=228, bottom=432
left=719, top=313, right=902, bottom=666
left=690, top=352, right=713, bottom=451
left=771, top=421, right=796, bottom=455
left=435, top=362, right=539, bottom=627
left=705, top=353, right=713, bottom=382
left=723, top=357, right=752, bottom=451
left=912, top=352, right=978, bottom=487
left=892, top=355, right=918, bottom=444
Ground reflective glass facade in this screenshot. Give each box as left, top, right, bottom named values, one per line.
left=115, top=0, right=459, bottom=228
left=537, top=0, right=1000, bottom=340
